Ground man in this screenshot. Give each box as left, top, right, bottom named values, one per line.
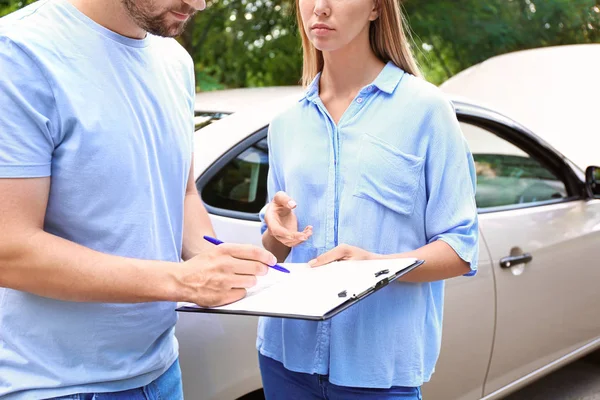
left=0, top=0, right=275, bottom=398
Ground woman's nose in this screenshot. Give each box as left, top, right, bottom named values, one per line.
left=313, top=0, right=331, bottom=17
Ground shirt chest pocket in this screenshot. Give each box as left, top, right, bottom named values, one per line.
left=353, top=134, right=425, bottom=216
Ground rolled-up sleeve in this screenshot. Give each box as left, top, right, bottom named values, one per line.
left=423, top=98, right=479, bottom=276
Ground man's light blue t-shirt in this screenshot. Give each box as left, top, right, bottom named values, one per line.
left=259, top=63, right=479, bottom=388
left=0, top=1, right=195, bottom=398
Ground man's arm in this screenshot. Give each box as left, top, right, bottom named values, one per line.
left=0, top=177, right=182, bottom=302
left=0, top=177, right=276, bottom=306
left=181, top=160, right=216, bottom=261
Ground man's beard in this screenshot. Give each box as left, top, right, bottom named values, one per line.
left=121, top=0, right=196, bottom=38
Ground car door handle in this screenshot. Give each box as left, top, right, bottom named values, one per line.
left=500, top=253, right=533, bottom=268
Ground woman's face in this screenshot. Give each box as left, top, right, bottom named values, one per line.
left=298, top=0, right=379, bottom=53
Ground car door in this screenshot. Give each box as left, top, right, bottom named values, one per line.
left=457, top=113, right=600, bottom=397
left=421, top=228, right=496, bottom=400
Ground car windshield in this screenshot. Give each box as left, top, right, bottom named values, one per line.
left=194, top=111, right=231, bottom=131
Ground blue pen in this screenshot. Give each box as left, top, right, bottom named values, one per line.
left=203, top=235, right=290, bottom=273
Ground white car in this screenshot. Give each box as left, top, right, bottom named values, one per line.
left=176, top=45, right=600, bottom=400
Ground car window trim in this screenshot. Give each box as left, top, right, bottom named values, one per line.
left=196, top=127, right=269, bottom=222
left=477, top=195, right=583, bottom=214
left=457, top=112, right=585, bottom=207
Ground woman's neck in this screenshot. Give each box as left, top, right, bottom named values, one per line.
left=319, top=33, right=385, bottom=99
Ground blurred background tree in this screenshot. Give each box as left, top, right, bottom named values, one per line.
left=2, top=0, right=599, bottom=89
left=406, top=0, right=600, bottom=83
left=0, top=0, right=36, bottom=15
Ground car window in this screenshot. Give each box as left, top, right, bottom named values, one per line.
left=460, top=122, right=568, bottom=209
left=194, top=111, right=230, bottom=130
left=201, top=137, right=269, bottom=214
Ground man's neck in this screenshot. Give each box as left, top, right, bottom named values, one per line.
left=320, top=29, right=385, bottom=99
left=68, top=0, right=146, bottom=39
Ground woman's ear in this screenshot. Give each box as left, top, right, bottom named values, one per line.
left=369, top=0, right=380, bottom=21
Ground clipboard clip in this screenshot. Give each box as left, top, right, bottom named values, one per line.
left=374, top=269, right=395, bottom=290
left=375, top=269, right=389, bottom=277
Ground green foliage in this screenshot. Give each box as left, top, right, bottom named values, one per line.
left=178, top=0, right=302, bottom=90
left=2, top=0, right=599, bottom=88
left=405, top=0, right=600, bottom=83
left=0, top=0, right=36, bottom=17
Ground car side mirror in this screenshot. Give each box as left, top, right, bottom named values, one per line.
left=586, top=166, right=600, bottom=198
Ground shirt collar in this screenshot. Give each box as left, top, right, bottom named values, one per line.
left=372, top=62, right=406, bottom=94
left=300, top=61, right=405, bottom=102
left=300, top=72, right=322, bottom=103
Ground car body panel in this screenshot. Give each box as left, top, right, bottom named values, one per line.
left=421, top=230, right=496, bottom=400
left=192, top=91, right=302, bottom=177
left=441, top=43, right=600, bottom=397
left=178, top=311, right=260, bottom=400
left=440, top=44, right=600, bottom=171
left=480, top=200, right=600, bottom=395
left=195, top=86, right=303, bottom=114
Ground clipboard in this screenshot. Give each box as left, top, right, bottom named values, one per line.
left=176, top=258, right=424, bottom=321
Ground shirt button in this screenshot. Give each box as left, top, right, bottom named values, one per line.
left=356, top=97, right=363, bottom=103
left=367, top=85, right=374, bottom=91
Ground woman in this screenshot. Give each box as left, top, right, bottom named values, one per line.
left=259, top=0, right=479, bottom=398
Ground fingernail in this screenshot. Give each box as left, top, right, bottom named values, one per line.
left=308, top=259, right=316, bottom=266
left=270, top=256, right=278, bottom=266
left=288, top=200, right=297, bottom=208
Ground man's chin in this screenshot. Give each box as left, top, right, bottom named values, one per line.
left=148, top=22, right=187, bottom=38
left=165, top=26, right=186, bottom=38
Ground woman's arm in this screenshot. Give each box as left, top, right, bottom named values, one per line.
left=262, top=228, right=293, bottom=263
left=391, top=240, right=471, bottom=282
left=261, top=192, right=313, bottom=263
left=308, top=241, right=471, bottom=282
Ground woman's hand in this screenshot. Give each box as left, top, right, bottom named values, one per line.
left=264, top=191, right=313, bottom=248
left=308, top=244, right=377, bottom=267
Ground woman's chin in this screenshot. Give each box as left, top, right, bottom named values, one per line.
left=309, top=38, right=341, bottom=53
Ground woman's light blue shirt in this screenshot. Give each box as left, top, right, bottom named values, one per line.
left=258, top=62, right=479, bottom=388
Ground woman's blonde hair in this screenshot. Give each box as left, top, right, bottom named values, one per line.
left=296, top=0, right=421, bottom=87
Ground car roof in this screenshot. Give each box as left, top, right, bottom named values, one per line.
left=440, top=44, right=600, bottom=171
left=194, top=86, right=305, bottom=114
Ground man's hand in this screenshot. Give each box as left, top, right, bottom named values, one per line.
left=308, top=244, right=376, bottom=267
left=178, top=244, right=277, bottom=307
left=264, top=191, right=313, bottom=248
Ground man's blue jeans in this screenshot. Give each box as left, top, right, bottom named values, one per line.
left=259, top=353, right=423, bottom=400
left=48, top=358, right=183, bottom=400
